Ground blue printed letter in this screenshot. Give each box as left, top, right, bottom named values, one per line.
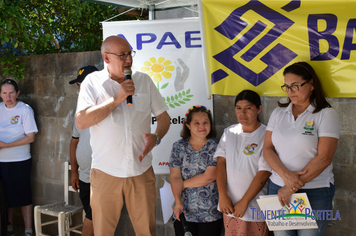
left=157, top=32, right=181, bottom=49
left=308, top=14, right=339, bottom=60
left=185, top=31, right=201, bottom=48
left=341, top=19, right=356, bottom=60
left=136, top=33, right=157, bottom=50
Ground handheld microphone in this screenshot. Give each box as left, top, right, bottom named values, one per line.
left=179, top=212, right=192, bottom=236
left=124, top=68, right=132, bottom=105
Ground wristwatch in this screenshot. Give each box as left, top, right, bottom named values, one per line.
left=154, top=133, right=161, bottom=146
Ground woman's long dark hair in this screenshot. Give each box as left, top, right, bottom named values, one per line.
left=279, top=62, right=331, bottom=113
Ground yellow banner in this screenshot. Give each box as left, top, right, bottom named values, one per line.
left=200, top=0, right=356, bottom=97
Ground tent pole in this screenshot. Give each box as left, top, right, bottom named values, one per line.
left=149, top=5, right=155, bottom=20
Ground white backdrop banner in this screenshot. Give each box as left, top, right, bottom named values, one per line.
left=103, top=18, right=212, bottom=174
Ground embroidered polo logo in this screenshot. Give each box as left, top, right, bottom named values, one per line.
left=303, top=120, right=314, bottom=131
left=243, top=143, right=258, bottom=155
left=10, top=115, right=20, bottom=124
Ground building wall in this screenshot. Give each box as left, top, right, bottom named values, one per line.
left=1, top=50, right=355, bottom=235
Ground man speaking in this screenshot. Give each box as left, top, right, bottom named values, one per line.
left=75, top=36, right=170, bottom=236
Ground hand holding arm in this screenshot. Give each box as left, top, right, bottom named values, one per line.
left=216, top=156, right=234, bottom=214
left=263, top=131, right=305, bottom=191
left=277, top=185, right=293, bottom=207
left=138, top=111, right=170, bottom=162
left=69, top=138, right=80, bottom=192
left=0, top=132, right=35, bottom=150
left=298, top=137, right=338, bottom=183
left=183, top=166, right=216, bottom=188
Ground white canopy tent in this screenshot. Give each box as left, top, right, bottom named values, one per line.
left=84, top=0, right=198, bottom=19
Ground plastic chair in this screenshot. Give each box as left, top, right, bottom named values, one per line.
left=34, top=162, right=84, bottom=236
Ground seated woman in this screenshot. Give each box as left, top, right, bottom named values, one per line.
left=169, top=105, right=223, bottom=236
left=215, top=90, right=271, bottom=236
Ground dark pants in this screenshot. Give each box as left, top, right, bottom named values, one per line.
left=79, top=180, right=92, bottom=220
left=174, top=218, right=223, bottom=236
left=0, top=159, right=32, bottom=208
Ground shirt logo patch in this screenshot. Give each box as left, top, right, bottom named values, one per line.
left=302, top=120, right=315, bottom=136
left=303, top=120, right=314, bottom=130
left=243, top=143, right=258, bottom=155
left=10, top=115, right=20, bottom=124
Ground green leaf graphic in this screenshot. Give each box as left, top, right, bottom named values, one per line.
left=165, top=88, right=194, bottom=109
left=161, top=83, right=169, bottom=89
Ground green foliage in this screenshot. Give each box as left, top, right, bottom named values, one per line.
left=163, top=89, right=194, bottom=109
left=0, top=0, right=137, bottom=80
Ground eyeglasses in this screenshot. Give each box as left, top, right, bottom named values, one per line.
left=281, top=81, right=307, bottom=92
left=106, top=51, right=136, bottom=61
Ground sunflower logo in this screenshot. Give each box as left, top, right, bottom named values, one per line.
left=141, top=57, right=175, bottom=91
left=304, top=120, right=314, bottom=131
left=140, top=57, right=194, bottom=109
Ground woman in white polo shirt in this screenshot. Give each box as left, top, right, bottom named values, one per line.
left=263, top=62, right=340, bottom=236
left=214, top=90, right=271, bottom=236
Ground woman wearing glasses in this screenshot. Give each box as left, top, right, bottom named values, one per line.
left=263, top=62, right=340, bottom=236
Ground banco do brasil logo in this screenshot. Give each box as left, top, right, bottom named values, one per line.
left=211, top=0, right=301, bottom=86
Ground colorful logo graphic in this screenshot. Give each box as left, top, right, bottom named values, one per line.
left=10, top=115, right=20, bottom=124
left=141, top=57, right=174, bottom=84
left=243, top=143, right=258, bottom=155
left=274, top=195, right=340, bottom=221
left=211, top=0, right=300, bottom=86
left=284, top=196, right=307, bottom=216
left=303, top=120, right=314, bottom=131
left=141, top=57, right=194, bottom=109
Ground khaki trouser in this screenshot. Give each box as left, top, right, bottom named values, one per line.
left=90, top=167, right=156, bottom=236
